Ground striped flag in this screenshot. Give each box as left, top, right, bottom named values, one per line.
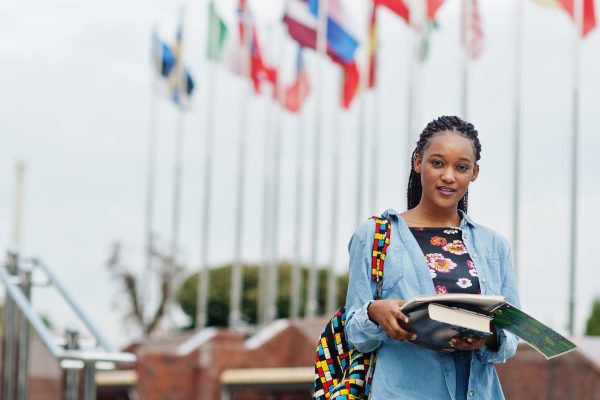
left=462, top=0, right=484, bottom=60
left=283, top=0, right=361, bottom=108
left=534, top=0, right=597, bottom=36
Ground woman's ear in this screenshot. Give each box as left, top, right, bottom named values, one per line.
left=413, top=154, right=422, bottom=174
left=471, top=164, right=480, bottom=182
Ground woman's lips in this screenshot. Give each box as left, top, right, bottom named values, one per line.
left=436, top=186, right=456, bottom=197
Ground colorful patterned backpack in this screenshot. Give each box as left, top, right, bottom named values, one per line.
left=313, top=217, right=391, bottom=400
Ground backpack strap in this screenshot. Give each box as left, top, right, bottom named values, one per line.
left=370, top=216, right=391, bottom=300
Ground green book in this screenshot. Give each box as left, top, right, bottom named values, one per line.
left=400, top=294, right=577, bottom=359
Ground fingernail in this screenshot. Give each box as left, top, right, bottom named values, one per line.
left=404, top=317, right=409, bottom=323
left=411, top=335, right=417, bottom=341
left=467, top=338, right=473, bottom=343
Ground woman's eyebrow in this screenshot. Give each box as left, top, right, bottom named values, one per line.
left=429, top=154, right=473, bottom=162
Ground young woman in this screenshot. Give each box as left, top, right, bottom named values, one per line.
left=345, top=116, right=520, bottom=399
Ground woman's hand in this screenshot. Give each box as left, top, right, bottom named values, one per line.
left=449, top=326, right=498, bottom=351
left=367, top=299, right=417, bottom=342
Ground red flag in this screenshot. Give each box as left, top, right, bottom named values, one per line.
left=462, top=0, right=484, bottom=60
left=283, top=48, right=311, bottom=113
left=341, top=62, right=360, bottom=109
left=427, top=0, right=445, bottom=20
left=374, top=0, right=410, bottom=22
left=559, top=0, right=597, bottom=36
left=238, top=0, right=278, bottom=94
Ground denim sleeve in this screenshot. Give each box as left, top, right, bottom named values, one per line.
left=478, top=237, right=521, bottom=364
left=344, top=220, right=388, bottom=353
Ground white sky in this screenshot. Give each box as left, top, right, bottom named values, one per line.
left=1, top=0, right=599, bottom=348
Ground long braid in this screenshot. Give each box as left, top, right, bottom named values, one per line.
left=407, top=116, right=482, bottom=213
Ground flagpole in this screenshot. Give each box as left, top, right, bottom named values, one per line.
left=170, top=10, right=186, bottom=282
left=326, top=73, right=343, bottom=316
left=307, top=0, right=329, bottom=318
left=567, top=0, right=583, bottom=337
left=143, top=26, right=160, bottom=329
left=291, top=104, right=306, bottom=319
left=369, top=5, right=381, bottom=216
left=357, top=2, right=375, bottom=225
left=197, top=0, right=218, bottom=330
left=511, top=0, right=523, bottom=279
left=10, top=162, right=26, bottom=250
left=258, top=105, right=273, bottom=325
left=461, top=0, right=472, bottom=120
left=263, top=27, right=286, bottom=325
left=405, top=0, right=424, bottom=184
left=230, top=1, right=252, bottom=329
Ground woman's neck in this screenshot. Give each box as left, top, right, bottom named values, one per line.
left=401, top=204, right=461, bottom=228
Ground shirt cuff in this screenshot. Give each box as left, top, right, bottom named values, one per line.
left=476, top=327, right=517, bottom=364
left=354, top=300, right=386, bottom=336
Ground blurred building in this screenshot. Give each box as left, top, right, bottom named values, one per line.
left=2, top=327, right=600, bottom=399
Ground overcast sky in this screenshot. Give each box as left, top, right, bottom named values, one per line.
left=1, top=0, right=600, bottom=347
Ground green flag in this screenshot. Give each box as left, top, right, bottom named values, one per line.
left=207, top=2, right=228, bottom=61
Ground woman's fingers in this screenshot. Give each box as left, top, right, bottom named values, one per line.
left=383, top=317, right=417, bottom=342
left=449, top=336, right=486, bottom=350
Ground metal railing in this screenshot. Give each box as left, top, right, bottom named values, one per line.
left=1, top=250, right=136, bottom=400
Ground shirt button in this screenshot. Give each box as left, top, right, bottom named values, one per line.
left=468, top=391, right=475, bottom=397
left=472, top=253, right=478, bottom=259
left=464, top=232, right=470, bottom=239
left=481, top=278, right=486, bottom=284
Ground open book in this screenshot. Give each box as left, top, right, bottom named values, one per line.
left=398, top=294, right=577, bottom=360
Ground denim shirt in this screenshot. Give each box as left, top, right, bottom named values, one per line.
left=345, top=209, right=520, bottom=400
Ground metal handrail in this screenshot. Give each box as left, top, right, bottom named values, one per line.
left=0, top=265, right=136, bottom=364
left=0, top=254, right=136, bottom=400
left=33, top=258, right=118, bottom=354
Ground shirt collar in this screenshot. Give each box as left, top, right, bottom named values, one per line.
left=381, top=208, right=478, bottom=228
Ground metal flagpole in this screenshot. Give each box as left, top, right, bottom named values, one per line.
left=230, top=1, right=252, bottom=329
left=291, top=105, right=306, bottom=319
left=326, top=74, right=343, bottom=316
left=258, top=105, right=274, bottom=325
left=461, top=0, right=472, bottom=120
left=369, top=5, right=381, bottom=216
left=357, top=1, right=374, bottom=225
left=258, top=28, right=277, bottom=326
left=266, top=105, right=283, bottom=324
left=170, top=10, right=186, bottom=285
left=265, top=30, right=287, bottom=325
left=307, top=0, right=329, bottom=318
left=511, top=0, right=523, bottom=279
left=197, top=0, right=217, bottom=330
left=567, top=0, right=583, bottom=337
left=143, top=25, right=160, bottom=330
left=405, top=0, right=425, bottom=184
left=11, top=162, right=26, bottom=250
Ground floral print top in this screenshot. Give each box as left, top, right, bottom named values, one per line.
left=409, top=227, right=481, bottom=295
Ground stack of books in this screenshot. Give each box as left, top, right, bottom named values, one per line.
left=398, top=294, right=576, bottom=359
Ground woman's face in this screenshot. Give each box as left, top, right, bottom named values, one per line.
left=413, top=131, right=479, bottom=211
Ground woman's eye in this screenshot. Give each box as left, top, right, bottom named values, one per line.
left=431, top=160, right=443, bottom=167
left=458, top=165, right=469, bottom=172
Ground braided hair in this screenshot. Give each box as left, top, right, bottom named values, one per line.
left=407, top=115, right=482, bottom=213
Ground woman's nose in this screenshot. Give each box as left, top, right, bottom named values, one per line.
left=441, top=169, right=456, bottom=182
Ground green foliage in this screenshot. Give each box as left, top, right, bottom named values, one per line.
left=175, top=262, right=349, bottom=328
left=585, top=298, right=600, bottom=336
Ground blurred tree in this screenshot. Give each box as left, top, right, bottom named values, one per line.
left=176, top=262, right=349, bottom=328
left=105, top=241, right=182, bottom=337
left=585, top=298, right=600, bottom=336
